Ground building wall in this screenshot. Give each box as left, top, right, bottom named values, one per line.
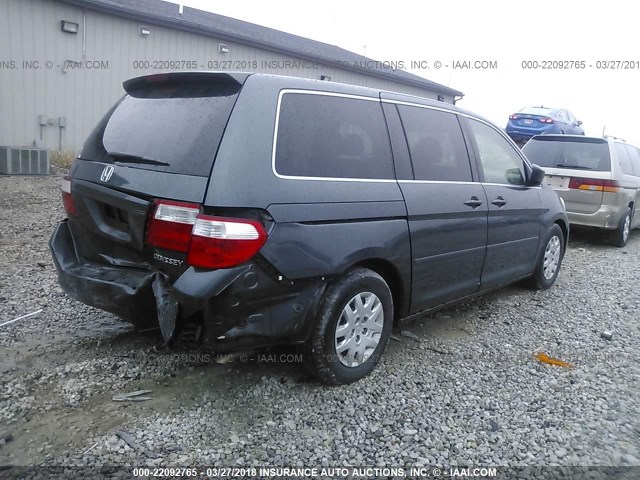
left=0, top=0, right=453, bottom=152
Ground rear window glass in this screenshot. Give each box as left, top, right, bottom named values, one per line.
left=520, top=107, right=554, bottom=116
left=522, top=137, right=611, bottom=171
left=80, top=81, right=240, bottom=177
left=275, top=93, right=394, bottom=180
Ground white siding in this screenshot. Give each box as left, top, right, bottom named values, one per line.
left=0, top=0, right=454, bottom=152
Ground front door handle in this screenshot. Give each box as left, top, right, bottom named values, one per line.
left=491, top=196, right=507, bottom=207
left=464, top=196, right=483, bottom=209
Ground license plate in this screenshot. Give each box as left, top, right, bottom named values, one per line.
left=523, top=118, right=534, bottom=125
left=545, top=175, right=569, bottom=188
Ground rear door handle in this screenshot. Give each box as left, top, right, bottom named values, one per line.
left=464, top=196, right=483, bottom=209
left=491, top=196, right=507, bottom=207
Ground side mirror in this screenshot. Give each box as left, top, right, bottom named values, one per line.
left=576, top=120, right=583, bottom=126
left=527, top=164, right=545, bottom=186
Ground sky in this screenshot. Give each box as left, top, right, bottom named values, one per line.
left=174, top=0, right=638, bottom=146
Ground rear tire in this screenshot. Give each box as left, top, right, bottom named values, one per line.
left=609, top=208, right=631, bottom=247
left=303, top=268, right=393, bottom=385
left=529, top=224, right=564, bottom=290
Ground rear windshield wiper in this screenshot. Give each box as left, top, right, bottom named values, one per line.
left=554, top=164, right=593, bottom=170
left=108, top=152, right=170, bottom=167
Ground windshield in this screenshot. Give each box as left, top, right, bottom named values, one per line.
left=519, top=107, right=554, bottom=116
left=79, top=81, right=240, bottom=177
left=523, top=137, right=611, bottom=171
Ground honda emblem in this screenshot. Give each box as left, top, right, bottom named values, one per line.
left=100, top=165, right=114, bottom=182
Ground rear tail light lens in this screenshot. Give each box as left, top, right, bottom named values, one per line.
left=61, top=175, right=77, bottom=216
left=146, top=201, right=199, bottom=252
left=540, top=117, right=554, bottom=124
left=509, top=114, right=519, bottom=120
left=188, top=215, right=267, bottom=269
left=569, top=178, right=620, bottom=192
left=145, top=200, right=268, bottom=269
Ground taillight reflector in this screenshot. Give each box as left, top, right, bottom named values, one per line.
left=146, top=200, right=200, bottom=252
left=145, top=200, right=268, bottom=269
left=188, top=215, right=267, bottom=269
left=568, top=178, right=620, bottom=192
left=540, top=117, right=554, bottom=124
left=509, top=114, right=519, bottom=120
left=61, top=176, right=77, bottom=216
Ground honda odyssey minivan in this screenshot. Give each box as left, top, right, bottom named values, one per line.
left=523, top=135, right=640, bottom=247
left=50, top=72, right=568, bottom=384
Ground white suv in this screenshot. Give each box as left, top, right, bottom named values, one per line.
left=523, top=135, right=640, bottom=246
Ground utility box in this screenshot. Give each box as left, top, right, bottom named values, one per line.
left=0, top=147, right=49, bottom=175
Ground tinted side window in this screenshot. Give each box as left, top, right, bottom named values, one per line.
left=275, top=93, right=393, bottom=179
left=624, top=145, right=640, bottom=176
left=467, top=119, right=525, bottom=185
left=614, top=143, right=634, bottom=175
left=397, top=106, right=472, bottom=181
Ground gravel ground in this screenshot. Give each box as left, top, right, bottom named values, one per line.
left=1, top=175, right=639, bottom=477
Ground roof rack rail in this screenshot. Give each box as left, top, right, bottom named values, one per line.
left=604, top=135, right=626, bottom=142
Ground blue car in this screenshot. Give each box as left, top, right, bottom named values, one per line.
left=506, top=106, right=584, bottom=145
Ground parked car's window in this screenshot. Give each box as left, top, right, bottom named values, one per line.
left=467, top=119, right=525, bottom=185
left=397, top=106, right=472, bottom=182
left=80, top=81, right=241, bottom=177
left=615, top=143, right=635, bottom=175
left=520, top=107, right=554, bottom=116
left=567, top=111, right=577, bottom=124
left=275, top=93, right=393, bottom=179
left=626, top=145, right=640, bottom=176
left=522, top=137, right=611, bottom=171
left=556, top=111, right=567, bottom=122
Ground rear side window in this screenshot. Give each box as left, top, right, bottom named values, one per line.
left=274, top=93, right=394, bottom=180
left=624, top=145, right=640, bottom=176
left=522, top=137, right=611, bottom=171
left=615, top=143, right=634, bottom=175
left=80, top=81, right=240, bottom=177
left=467, top=119, right=525, bottom=185
left=397, top=105, right=472, bottom=182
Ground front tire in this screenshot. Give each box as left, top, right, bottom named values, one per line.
left=304, top=268, right=393, bottom=385
left=529, top=224, right=564, bottom=290
left=609, top=208, right=631, bottom=247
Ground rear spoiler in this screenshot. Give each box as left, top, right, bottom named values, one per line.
left=123, top=71, right=251, bottom=93
left=530, top=135, right=608, bottom=144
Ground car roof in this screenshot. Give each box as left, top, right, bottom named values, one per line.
left=124, top=70, right=484, bottom=119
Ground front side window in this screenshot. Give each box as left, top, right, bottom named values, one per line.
left=468, top=119, right=526, bottom=185
left=397, top=105, right=472, bottom=182
left=274, top=93, right=394, bottom=180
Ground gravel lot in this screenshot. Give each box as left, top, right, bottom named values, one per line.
left=1, top=175, right=639, bottom=476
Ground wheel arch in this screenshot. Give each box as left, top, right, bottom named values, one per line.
left=352, top=258, right=407, bottom=325
left=554, top=218, right=569, bottom=250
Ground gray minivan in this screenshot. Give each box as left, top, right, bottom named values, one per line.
left=523, top=135, right=640, bottom=246
left=50, top=72, right=568, bottom=384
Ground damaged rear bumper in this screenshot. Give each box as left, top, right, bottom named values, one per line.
left=49, top=220, right=326, bottom=349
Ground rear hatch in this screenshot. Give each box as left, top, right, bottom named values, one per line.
left=512, top=114, right=549, bottom=129
left=67, top=72, right=248, bottom=279
left=522, top=135, right=612, bottom=214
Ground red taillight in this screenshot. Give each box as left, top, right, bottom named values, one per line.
left=187, top=215, right=268, bottom=269
left=61, top=176, right=77, bottom=216
left=146, top=200, right=200, bottom=252
left=540, top=117, right=554, bottom=124
left=509, top=114, right=519, bottom=120
left=145, top=200, right=268, bottom=269
left=569, top=178, right=620, bottom=193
